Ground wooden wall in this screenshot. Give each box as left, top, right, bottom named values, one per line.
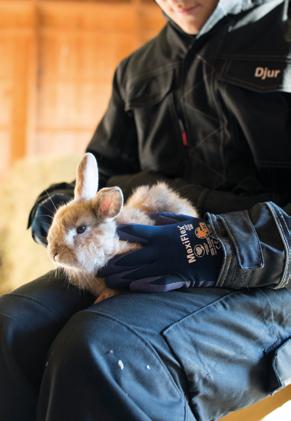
left=0, top=0, right=164, bottom=174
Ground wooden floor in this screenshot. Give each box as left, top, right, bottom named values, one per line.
left=222, top=386, right=290, bottom=420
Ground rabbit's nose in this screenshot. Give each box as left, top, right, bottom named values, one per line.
left=49, top=245, right=59, bottom=260
left=52, top=250, right=61, bottom=261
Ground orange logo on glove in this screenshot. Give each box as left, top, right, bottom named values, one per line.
left=195, top=222, right=210, bottom=239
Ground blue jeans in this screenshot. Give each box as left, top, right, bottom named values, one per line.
left=0, top=270, right=291, bottom=421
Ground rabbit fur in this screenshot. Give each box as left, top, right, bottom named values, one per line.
left=47, top=153, right=198, bottom=302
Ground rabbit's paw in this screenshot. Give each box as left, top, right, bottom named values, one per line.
left=94, top=288, right=120, bottom=304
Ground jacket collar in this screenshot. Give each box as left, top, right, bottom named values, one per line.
left=167, top=0, right=283, bottom=38
left=198, top=0, right=283, bottom=37
left=164, top=0, right=284, bottom=56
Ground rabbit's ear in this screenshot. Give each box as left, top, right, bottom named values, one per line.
left=93, top=187, right=124, bottom=219
left=74, top=153, right=99, bottom=200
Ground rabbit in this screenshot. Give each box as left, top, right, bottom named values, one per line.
left=47, top=153, right=198, bottom=302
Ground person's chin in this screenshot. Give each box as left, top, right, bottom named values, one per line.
left=176, top=19, right=200, bottom=35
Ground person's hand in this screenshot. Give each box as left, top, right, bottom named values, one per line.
left=99, top=213, right=224, bottom=292
left=30, top=193, right=72, bottom=246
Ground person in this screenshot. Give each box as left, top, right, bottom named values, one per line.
left=1, top=0, right=291, bottom=420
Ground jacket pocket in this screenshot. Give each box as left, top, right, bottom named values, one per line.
left=207, top=202, right=289, bottom=290
left=220, top=58, right=291, bottom=93
left=218, top=57, right=291, bottom=174
left=162, top=289, right=288, bottom=420
left=123, top=68, right=188, bottom=175
left=124, top=67, right=174, bottom=110
left=218, top=209, right=264, bottom=270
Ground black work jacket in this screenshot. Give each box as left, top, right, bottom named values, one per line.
left=89, top=1, right=291, bottom=209
left=29, top=0, right=291, bottom=290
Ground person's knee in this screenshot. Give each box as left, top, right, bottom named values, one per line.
left=35, top=309, right=189, bottom=420
left=44, top=310, right=119, bottom=377
left=0, top=290, right=64, bottom=387
left=38, top=310, right=130, bottom=418
left=41, top=309, right=186, bottom=420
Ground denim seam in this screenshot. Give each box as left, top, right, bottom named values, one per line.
left=7, top=294, right=58, bottom=315
left=260, top=290, right=278, bottom=336
left=0, top=312, right=15, bottom=321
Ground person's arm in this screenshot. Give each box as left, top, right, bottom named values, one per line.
left=106, top=171, right=288, bottom=213
left=100, top=200, right=291, bottom=291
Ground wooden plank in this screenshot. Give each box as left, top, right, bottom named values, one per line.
left=10, top=36, right=30, bottom=162
left=26, top=0, right=41, bottom=156
left=0, top=1, right=36, bottom=165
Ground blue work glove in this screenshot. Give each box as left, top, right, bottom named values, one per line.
left=99, top=213, right=224, bottom=292
left=30, top=193, right=72, bottom=246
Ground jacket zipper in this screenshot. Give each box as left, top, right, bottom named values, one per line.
left=177, top=40, right=198, bottom=149
left=178, top=117, right=189, bottom=146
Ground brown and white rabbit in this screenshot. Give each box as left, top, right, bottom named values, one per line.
left=47, top=153, right=198, bottom=302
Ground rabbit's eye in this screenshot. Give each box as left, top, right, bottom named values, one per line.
left=76, top=225, right=87, bottom=235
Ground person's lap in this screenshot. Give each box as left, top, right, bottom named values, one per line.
left=1, top=270, right=290, bottom=420
left=86, top=285, right=291, bottom=419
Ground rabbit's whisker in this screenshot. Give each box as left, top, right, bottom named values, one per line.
left=41, top=214, right=55, bottom=220
left=45, top=191, right=58, bottom=212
